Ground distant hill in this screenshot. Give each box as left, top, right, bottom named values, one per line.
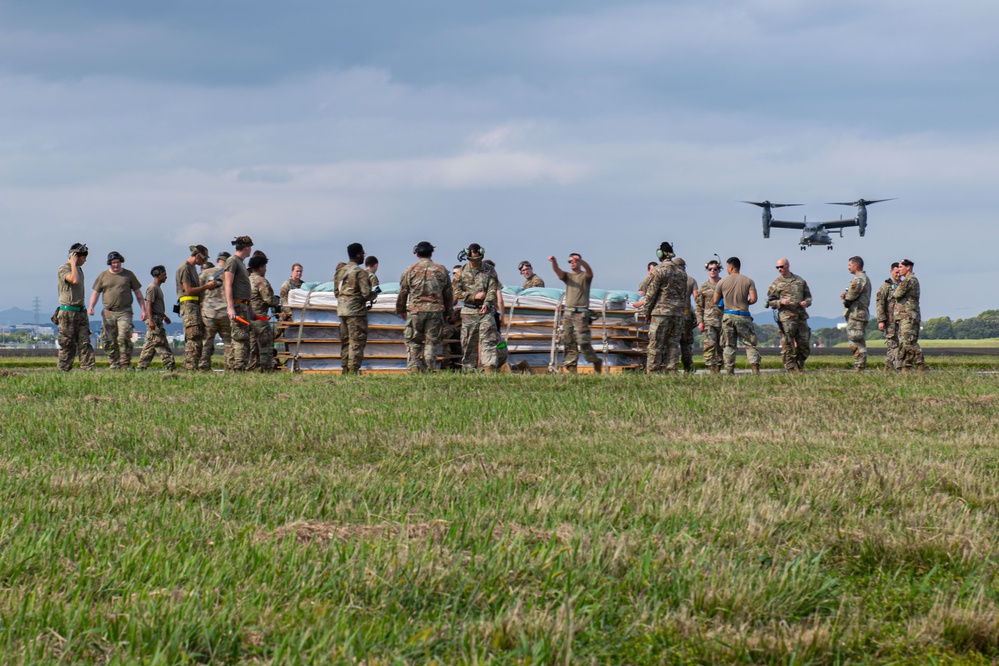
left=0, top=307, right=41, bottom=326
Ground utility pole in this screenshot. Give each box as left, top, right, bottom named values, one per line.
left=33, top=297, right=41, bottom=325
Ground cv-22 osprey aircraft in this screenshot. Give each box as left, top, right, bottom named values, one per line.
left=743, top=199, right=895, bottom=250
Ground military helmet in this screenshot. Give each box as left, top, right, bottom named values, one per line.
left=107, top=250, right=125, bottom=265
left=413, top=241, right=435, bottom=256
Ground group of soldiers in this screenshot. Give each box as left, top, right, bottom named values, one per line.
left=56, top=236, right=924, bottom=374
left=638, top=244, right=924, bottom=374
left=55, top=237, right=305, bottom=372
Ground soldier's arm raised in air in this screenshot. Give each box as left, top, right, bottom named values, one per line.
left=548, top=256, right=566, bottom=281
left=578, top=256, right=593, bottom=279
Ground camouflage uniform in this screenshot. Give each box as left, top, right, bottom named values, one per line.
left=454, top=262, right=502, bottom=371
left=842, top=270, right=872, bottom=370
left=92, top=268, right=142, bottom=369
left=892, top=274, right=924, bottom=370
left=875, top=278, right=899, bottom=370
left=56, top=262, right=96, bottom=371
left=249, top=273, right=280, bottom=371
left=175, top=261, right=205, bottom=370
left=642, top=259, right=687, bottom=373
left=695, top=278, right=723, bottom=369
left=200, top=266, right=231, bottom=370
left=223, top=254, right=253, bottom=371
left=334, top=261, right=373, bottom=374
left=397, top=258, right=454, bottom=372
left=278, top=276, right=303, bottom=322
left=522, top=274, right=545, bottom=289
left=767, top=273, right=812, bottom=371
left=680, top=273, right=697, bottom=373
left=137, top=282, right=175, bottom=371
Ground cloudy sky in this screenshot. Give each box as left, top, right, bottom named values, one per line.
left=4, top=0, right=997, bottom=319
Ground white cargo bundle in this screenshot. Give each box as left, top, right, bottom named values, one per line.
left=279, top=283, right=647, bottom=373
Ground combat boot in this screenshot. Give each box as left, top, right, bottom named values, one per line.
left=592, top=359, right=603, bottom=374
left=916, top=364, right=926, bottom=374
left=854, top=366, right=864, bottom=374
left=564, top=365, right=577, bottom=374
left=709, top=365, right=720, bottom=375
left=725, top=366, right=735, bottom=375
left=751, top=364, right=760, bottom=375
left=483, top=365, right=497, bottom=374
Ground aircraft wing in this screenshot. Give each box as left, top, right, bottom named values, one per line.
left=769, top=220, right=806, bottom=230
left=819, top=219, right=859, bottom=230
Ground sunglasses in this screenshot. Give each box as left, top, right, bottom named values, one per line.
left=776, top=265, right=788, bottom=269
left=707, top=267, right=720, bottom=271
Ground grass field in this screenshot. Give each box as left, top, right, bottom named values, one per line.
left=2, top=362, right=998, bottom=664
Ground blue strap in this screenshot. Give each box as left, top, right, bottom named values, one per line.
left=723, top=309, right=751, bottom=317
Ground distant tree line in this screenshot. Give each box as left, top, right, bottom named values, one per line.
left=920, top=310, right=999, bottom=339
left=758, top=310, right=999, bottom=347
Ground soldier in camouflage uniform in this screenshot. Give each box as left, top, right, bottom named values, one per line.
left=549, top=252, right=602, bottom=374
left=674, top=257, right=699, bottom=373
left=247, top=255, right=280, bottom=371
left=695, top=258, right=724, bottom=373
left=396, top=241, right=454, bottom=373
left=175, top=244, right=219, bottom=370
left=334, top=243, right=374, bottom=375
left=875, top=262, right=901, bottom=372
left=364, top=256, right=380, bottom=290
left=642, top=243, right=687, bottom=373
left=200, top=253, right=232, bottom=370
left=767, top=258, right=812, bottom=372
left=223, top=236, right=255, bottom=372
left=56, top=243, right=96, bottom=371
left=455, top=244, right=503, bottom=372
left=893, top=258, right=925, bottom=373
left=518, top=261, right=545, bottom=288
left=840, top=256, right=872, bottom=371
left=88, top=251, right=145, bottom=369
left=279, top=263, right=304, bottom=321
left=713, top=257, right=760, bottom=374
left=137, top=266, right=175, bottom=371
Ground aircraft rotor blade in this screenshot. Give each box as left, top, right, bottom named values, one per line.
left=741, top=201, right=803, bottom=208
left=826, top=198, right=896, bottom=207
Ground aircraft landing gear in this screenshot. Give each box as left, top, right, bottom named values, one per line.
left=827, top=245, right=834, bottom=251
left=799, top=245, right=807, bottom=251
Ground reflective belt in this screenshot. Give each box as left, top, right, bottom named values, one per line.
left=179, top=295, right=200, bottom=303
left=58, top=305, right=83, bottom=312
left=254, top=316, right=270, bottom=321
left=723, top=309, right=751, bottom=317
left=234, top=299, right=250, bottom=304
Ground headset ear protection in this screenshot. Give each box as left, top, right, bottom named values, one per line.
left=705, top=253, right=722, bottom=270
left=456, top=245, right=485, bottom=262
left=655, top=242, right=672, bottom=262
left=413, top=241, right=435, bottom=255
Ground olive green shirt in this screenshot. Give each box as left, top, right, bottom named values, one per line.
left=57, top=262, right=86, bottom=307
left=561, top=270, right=591, bottom=308
left=223, top=255, right=251, bottom=301
left=92, top=269, right=141, bottom=311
